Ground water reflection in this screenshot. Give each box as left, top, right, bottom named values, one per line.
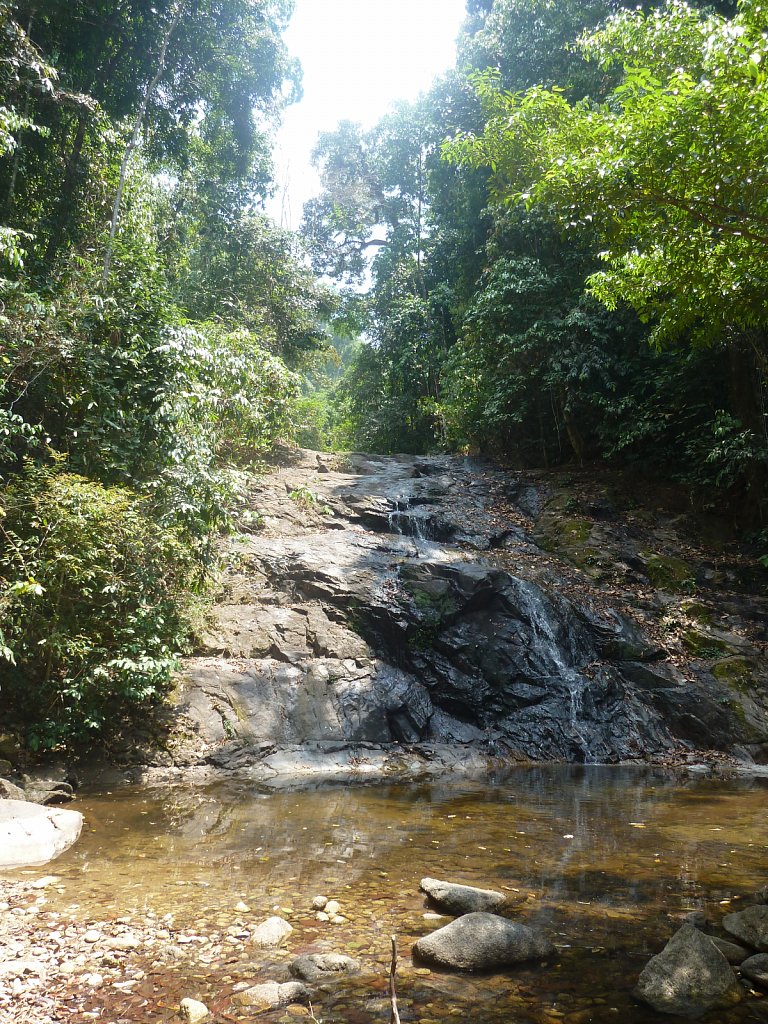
left=23, top=766, right=768, bottom=1023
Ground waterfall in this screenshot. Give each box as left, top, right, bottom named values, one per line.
left=514, top=580, right=594, bottom=763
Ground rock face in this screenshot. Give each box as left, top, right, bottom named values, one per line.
left=420, top=877, right=506, bottom=916
left=165, top=449, right=768, bottom=773
left=723, top=906, right=768, bottom=952
left=634, top=925, right=744, bottom=1018
left=0, top=799, right=83, bottom=868
left=413, top=912, right=554, bottom=971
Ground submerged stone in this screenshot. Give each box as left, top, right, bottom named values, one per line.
left=634, top=925, right=743, bottom=1018
left=290, top=953, right=360, bottom=982
left=233, top=981, right=308, bottom=1011
left=251, top=916, right=293, bottom=948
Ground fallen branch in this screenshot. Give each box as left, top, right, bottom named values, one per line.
left=389, top=934, right=401, bottom=1024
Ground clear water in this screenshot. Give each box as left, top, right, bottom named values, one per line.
left=13, top=766, right=768, bottom=1023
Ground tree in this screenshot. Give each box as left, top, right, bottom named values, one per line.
left=445, top=1, right=768, bottom=351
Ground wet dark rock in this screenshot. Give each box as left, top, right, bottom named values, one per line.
left=739, top=953, right=768, bottom=987
left=634, top=924, right=743, bottom=1017
left=289, top=953, right=360, bottom=982
left=413, top=912, right=554, bottom=971
left=419, top=877, right=506, bottom=916
left=709, top=936, right=750, bottom=964
left=723, top=906, right=768, bottom=951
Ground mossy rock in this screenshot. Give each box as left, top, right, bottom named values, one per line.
left=535, top=516, right=594, bottom=556
left=712, top=657, right=757, bottom=692
left=642, top=552, right=696, bottom=593
left=679, top=599, right=714, bottom=625
left=682, top=627, right=733, bottom=659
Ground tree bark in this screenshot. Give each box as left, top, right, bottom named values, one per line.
left=101, top=1, right=184, bottom=287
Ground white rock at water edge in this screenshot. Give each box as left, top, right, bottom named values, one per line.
left=0, top=799, right=83, bottom=868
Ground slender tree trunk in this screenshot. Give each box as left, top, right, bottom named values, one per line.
left=101, top=0, right=184, bottom=287
left=44, top=113, right=89, bottom=266
left=728, top=330, right=768, bottom=524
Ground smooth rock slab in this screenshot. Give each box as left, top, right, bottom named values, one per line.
left=0, top=799, right=83, bottom=868
left=251, top=916, right=293, bottom=948
left=740, top=953, right=768, bottom=988
left=233, top=981, right=308, bottom=1011
left=290, top=953, right=360, bottom=982
left=413, top=912, right=554, bottom=971
left=634, top=925, right=743, bottom=1018
left=420, top=876, right=506, bottom=916
left=723, top=905, right=768, bottom=951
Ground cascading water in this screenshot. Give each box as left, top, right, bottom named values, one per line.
left=513, top=580, right=594, bottom=763
left=388, top=496, right=431, bottom=541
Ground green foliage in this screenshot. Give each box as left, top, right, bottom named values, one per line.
left=0, top=466, right=198, bottom=749
left=445, top=0, right=768, bottom=349
left=289, top=485, right=332, bottom=515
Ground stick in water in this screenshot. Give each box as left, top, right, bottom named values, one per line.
left=390, top=934, right=401, bottom=1024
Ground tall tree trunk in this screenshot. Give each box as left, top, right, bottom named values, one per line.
left=101, top=1, right=184, bottom=287
left=727, top=330, right=768, bottom=524
left=43, top=112, right=89, bottom=267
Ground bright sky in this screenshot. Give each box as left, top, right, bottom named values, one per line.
left=266, top=0, right=468, bottom=230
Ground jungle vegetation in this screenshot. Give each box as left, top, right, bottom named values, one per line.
left=1, top=0, right=765, bottom=750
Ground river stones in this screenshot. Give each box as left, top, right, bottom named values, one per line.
left=413, top=912, right=554, bottom=971
left=739, top=953, right=768, bottom=987
left=251, top=916, right=293, bottom=948
left=290, top=953, right=360, bottom=982
left=0, top=778, right=25, bottom=800
left=723, top=906, right=768, bottom=951
left=0, top=799, right=83, bottom=868
left=233, top=981, right=309, bottom=1010
left=634, top=925, right=743, bottom=1017
left=179, top=998, right=210, bottom=1023
left=420, top=877, right=506, bottom=916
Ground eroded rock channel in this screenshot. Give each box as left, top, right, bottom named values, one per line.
left=165, top=449, right=768, bottom=779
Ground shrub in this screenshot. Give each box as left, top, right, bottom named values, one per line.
left=0, top=465, right=198, bottom=750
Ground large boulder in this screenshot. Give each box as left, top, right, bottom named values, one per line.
left=634, top=925, right=743, bottom=1018
left=0, top=799, right=83, bottom=868
left=420, top=877, right=505, bottom=916
left=413, top=912, right=554, bottom=971
left=723, top=906, right=768, bottom=951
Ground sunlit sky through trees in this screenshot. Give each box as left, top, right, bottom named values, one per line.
left=266, top=0, right=468, bottom=229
